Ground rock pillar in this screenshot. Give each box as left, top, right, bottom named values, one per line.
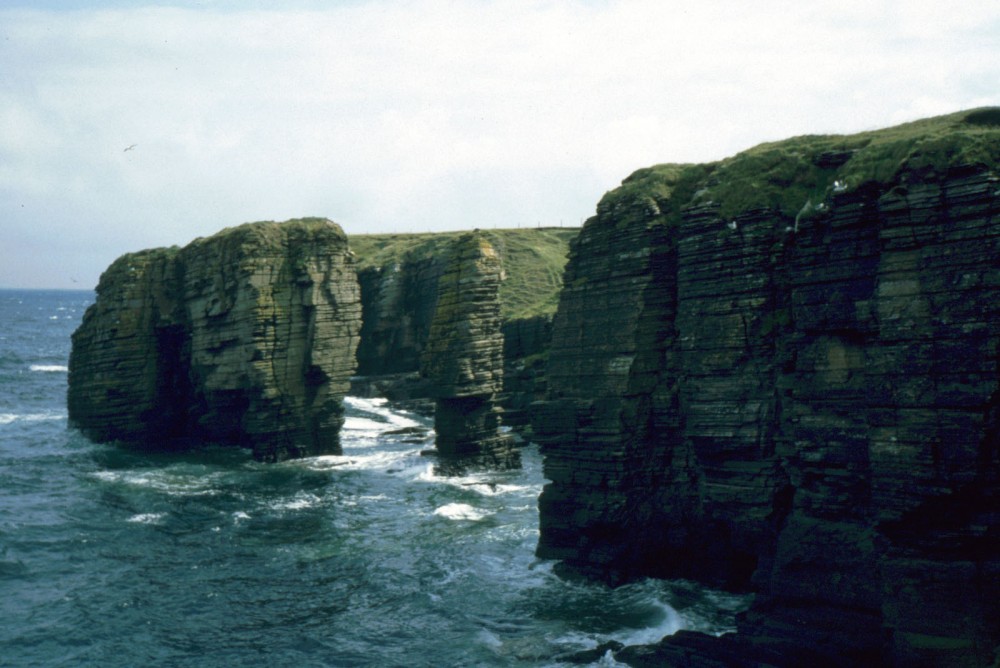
left=420, top=232, right=519, bottom=471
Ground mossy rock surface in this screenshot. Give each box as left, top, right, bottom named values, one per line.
left=599, top=107, right=1000, bottom=225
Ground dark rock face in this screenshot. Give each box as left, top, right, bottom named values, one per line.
left=532, top=111, right=1000, bottom=666
left=355, top=257, right=441, bottom=376
left=68, top=218, right=361, bottom=462
left=420, top=232, right=519, bottom=471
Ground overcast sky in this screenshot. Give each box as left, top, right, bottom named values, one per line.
left=2, top=0, right=998, bottom=289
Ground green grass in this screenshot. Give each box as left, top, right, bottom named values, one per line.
left=348, top=227, right=578, bottom=320
left=600, top=107, right=1000, bottom=224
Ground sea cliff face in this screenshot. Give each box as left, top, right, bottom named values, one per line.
left=532, top=109, right=1000, bottom=666
left=420, top=232, right=518, bottom=470
left=348, top=228, right=575, bottom=418
left=68, top=218, right=361, bottom=462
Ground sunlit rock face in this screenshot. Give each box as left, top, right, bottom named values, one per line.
left=68, top=218, right=361, bottom=462
left=532, top=110, right=1000, bottom=666
left=420, top=232, right=519, bottom=472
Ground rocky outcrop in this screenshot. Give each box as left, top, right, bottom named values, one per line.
left=420, top=232, right=519, bottom=470
left=349, top=228, right=575, bottom=427
left=532, top=109, right=1000, bottom=666
left=68, top=218, right=361, bottom=462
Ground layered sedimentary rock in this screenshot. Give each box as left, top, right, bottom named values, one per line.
left=349, top=228, right=575, bottom=425
left=355, top=255, right=442, bottom=377
left=69, top=218, right=361, bottom=462
left=532, top=109, right=1000, bottom=666
left=420, top=232, right=519, bottom=470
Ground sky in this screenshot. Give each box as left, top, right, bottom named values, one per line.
left=2, top=1, right=998, bottom=289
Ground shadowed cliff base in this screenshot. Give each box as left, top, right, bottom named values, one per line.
left=68, top=218, right=361, bottom=462
left=531, top=108, right=1000, bottom=666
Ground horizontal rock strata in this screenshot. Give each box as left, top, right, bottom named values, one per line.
left=532, top=109, right=1000, bottom=666
left=349, top=229, right=575, bottom=426
left=68, top=218, right=361, bottom=462
left=420, top=232, right=519, bottom=471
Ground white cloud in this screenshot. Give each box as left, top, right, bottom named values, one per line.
left=1, top=0, right=998, bottom=288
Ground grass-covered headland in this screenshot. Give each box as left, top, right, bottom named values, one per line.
left=348, top=227, right=579, bottom=322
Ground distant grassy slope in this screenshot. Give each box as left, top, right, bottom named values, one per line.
left=601, top=107, right=1000, bottom=223
left=348, top=227, right=579, bottom=321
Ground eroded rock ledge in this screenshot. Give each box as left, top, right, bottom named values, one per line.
left=68, top=218, right=361, bottom=462
left=532, top=109, right=1000, bottom=666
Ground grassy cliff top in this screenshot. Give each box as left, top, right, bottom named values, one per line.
left=348, top=227, right=578, bottom=321
left=186, top=217, right=349, bottom=253
left=603, top=107, right=1000, bottom=222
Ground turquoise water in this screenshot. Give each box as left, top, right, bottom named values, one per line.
left=0, top=289, right=745, bottom=667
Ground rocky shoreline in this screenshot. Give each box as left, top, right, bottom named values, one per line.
left=68, top=109, right=1000, bottom=666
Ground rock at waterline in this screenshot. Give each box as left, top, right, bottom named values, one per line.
left=68, top=218, right=361, bottom=462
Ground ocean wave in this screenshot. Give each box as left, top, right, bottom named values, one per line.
left=29, top=364, right=69, bottom=372
left=342, top=416, right=394, bottom=433
left=611, top=600, right=684, bottom=646
left=126, top=512, right=166, bottom=524
left=0, top=412, right=67, bottom=425
left=344, top=395, right=423, bottom=429
left=269, top=492, right=323, bottom=512
left=433, top=503, right=490, bottom=521
left=415, top=468, right=538, bottom=498
left=90, top=469, right=220, bottom=496
left=307, top=448, right=422, bottom=472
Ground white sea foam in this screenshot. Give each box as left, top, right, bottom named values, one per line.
left=342, top=416, right=392, bottom=433
left=29, top=364, right=68, bottom=372
left=90, top=469, right=219, bottom=496
left=415, top=468, right=537, bottom=498
left=433, top=503, right=489, bottom=521
left=344, top=395, right=422, bottom=429
left=126, top=512, right=166, bottom=524
left=271, top=492, right=322, bottom=511
left=0, top=412, right=66, bottom=425
left=344, top=395, right=387, bottom=408
left=308, top=447, right=420, bottom=472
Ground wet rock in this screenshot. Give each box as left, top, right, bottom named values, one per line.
left=68, top=218, right=361, bottom=462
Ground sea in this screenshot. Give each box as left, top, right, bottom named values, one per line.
left=0, top=289, right=747, bottom=667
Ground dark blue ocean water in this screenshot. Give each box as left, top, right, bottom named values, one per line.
left=0, top=289, right=746, bottom=667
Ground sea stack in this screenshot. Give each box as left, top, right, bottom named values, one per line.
left=420, top=232, right=519, bottom=471
left=68, top=218, right=361, bottom=462
left=531, top=109, right=1000, bottom=666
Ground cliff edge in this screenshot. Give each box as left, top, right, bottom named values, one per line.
left=532, top=109, right=1000, bottom=666
left=68, top=218, right=361, bottom=462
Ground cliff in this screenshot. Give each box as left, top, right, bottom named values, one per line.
left=420, top=232, right=519, bottom=470
left=68, top=218, right=361, bottom=462
left=532, top=109, right=1000, bottom=666
left=349, top=227, right=575, bottom=421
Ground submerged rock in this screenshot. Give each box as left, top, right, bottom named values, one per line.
left=420, top=232, right=519, bottom=472
left=68, top=218, right=361, bottom=462
left=532, top=109, right=1000, bottom=666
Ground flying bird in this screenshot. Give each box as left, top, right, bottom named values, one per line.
left=123, top=144, right=137, bottom=152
